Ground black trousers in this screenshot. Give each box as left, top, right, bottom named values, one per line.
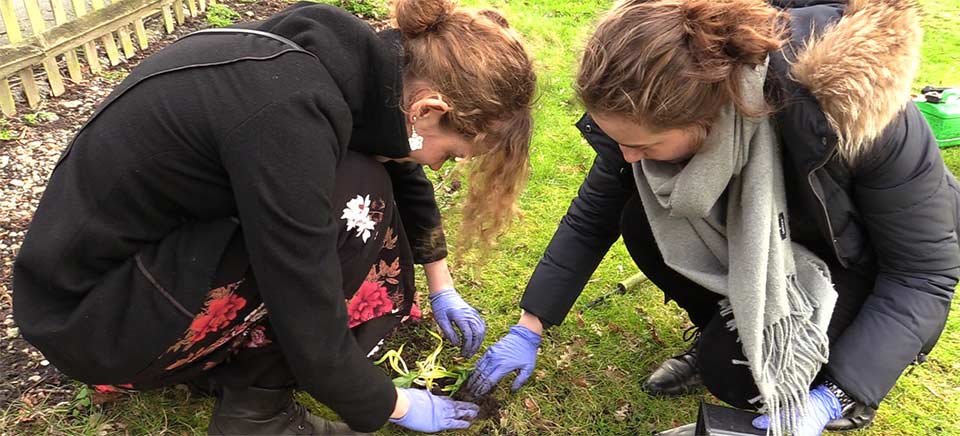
left=620, top=196, right=875, bottom=409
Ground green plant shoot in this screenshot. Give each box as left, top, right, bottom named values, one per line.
left=304, top=0, right=388, bottom=20
left=22, top=111, right=56, bottom=127
left=0, top=118, right=15, bottom=141
left=373, top=330, right=474, bottom=395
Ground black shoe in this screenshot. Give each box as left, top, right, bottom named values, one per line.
left=208, top=386, right=368, bottom=435
left=642, top=327, right=702, bottom=396
left=825, top=401, right=877, bottom=432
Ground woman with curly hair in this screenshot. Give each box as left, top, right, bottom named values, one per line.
left=13, top=0, right=535, bottom=434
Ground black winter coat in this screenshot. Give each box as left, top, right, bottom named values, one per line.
left=13, top=4, right=445, bottom=431
left=520, top=0, right=958, bottom=408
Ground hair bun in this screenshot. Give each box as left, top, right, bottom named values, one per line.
left=680, top=0, right=780, bottom=68
left=394, top=0, right=458, bottom=38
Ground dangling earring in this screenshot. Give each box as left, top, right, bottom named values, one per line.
left=408, top=116, right=424, bottom=151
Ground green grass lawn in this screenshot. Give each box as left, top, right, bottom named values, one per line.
left=7, top=0, right=960, bottom=434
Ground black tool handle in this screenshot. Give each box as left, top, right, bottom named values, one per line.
left=922, top=85, right=951, bottom=94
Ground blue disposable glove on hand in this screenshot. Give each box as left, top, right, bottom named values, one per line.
left=464, top=325, right=541, bottom=397
left=752, top=385, right=842, bottom=436
left=429, top=288, right=486, bottom=358
left=389, top=388, right=480, bottom=433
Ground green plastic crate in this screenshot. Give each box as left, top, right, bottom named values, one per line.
left=917, top=88, right=960, bottom=148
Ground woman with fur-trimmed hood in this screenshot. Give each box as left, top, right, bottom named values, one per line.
left=466, top=0, right=957, bottom=434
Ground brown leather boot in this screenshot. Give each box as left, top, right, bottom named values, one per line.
left=207, top=386, right=368, bottom=435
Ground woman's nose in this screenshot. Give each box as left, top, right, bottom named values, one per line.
left=619, top=146, right=644, bottom=163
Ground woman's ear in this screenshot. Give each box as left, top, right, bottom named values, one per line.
left=408, top=96, right=451, bottom=126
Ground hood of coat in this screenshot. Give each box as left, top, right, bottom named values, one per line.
left=787, top=0, right=923, bottom=163
left=253, top=3, right=411, bottom=159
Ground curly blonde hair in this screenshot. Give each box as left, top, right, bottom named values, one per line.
left=394, top=0, right=536, bottom=255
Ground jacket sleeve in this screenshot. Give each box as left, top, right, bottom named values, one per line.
left=220, top=91, right=396, bottom=432
left=384, top=161, right=448, bottom=264
left=826, top=103, right=959, bottom=407
left=520, top=132, right=634, bottom=327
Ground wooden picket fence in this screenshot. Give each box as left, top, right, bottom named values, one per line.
left=0, top=0, right=214, bottom=116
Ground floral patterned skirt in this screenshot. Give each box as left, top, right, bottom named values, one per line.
left=93, top=152, right=419, bottom=394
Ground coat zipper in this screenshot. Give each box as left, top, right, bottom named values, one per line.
left=807, top=147, right=848, bottom=268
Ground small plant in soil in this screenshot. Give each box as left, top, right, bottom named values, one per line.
left=71, top=385, right=92, bottom=418
left=344, top=0, right=388, bottom=20
left=0, top=119, right=15, bottom=141
left=313, top=0, right=387, bottom=20
left=206, top=4, right=242, bottom=28
left=99, top=69, right=129, bottom=84
left=22, top=111, right=57, bottom=127
left=374, top=330, right=472, bottom=396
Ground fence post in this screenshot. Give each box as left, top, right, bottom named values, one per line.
left=90, top=0, right=121, bottom=66
left=134, top=18, right=149, bottom=49
left=24, top=0, right=66, bottom=96
left=184, top=0, right=197, bottom=18
left=1, top=0, right=41, bottom=108
left=0, top=0, right=20, bottom=114
left=161, top=4, right=174, bottom=32
left=172, top=0, right=184, bottom=24
left=0, top=80, right=15, bottom=115
left=118, top=24, right=135, bottom=59
left=49, top=0, right=84, bottom=83
left=70, top=0, right=102, bottom=74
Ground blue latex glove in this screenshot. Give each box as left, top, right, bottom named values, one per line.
left=752, top=385, right=843, bottom=436
left=464, top=325, right=541, bottom=397
left=389, top=388, right=480, bottom=433
left=429, top=289, right=486, bottom=358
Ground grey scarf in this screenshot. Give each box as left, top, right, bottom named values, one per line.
left=633, top=60, right=837, bottom=436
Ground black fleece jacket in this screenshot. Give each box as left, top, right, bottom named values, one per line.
left=13, top=4, right=443, bottom=431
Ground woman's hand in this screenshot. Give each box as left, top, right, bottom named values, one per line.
left=429, top=289, right=486, bottom=357
left=464, top=323, right=541, bottom=397
left=424, top=258, right=486, bottom=357
left=751, top=385, right=842, bottom=436
left=390, top=388, right=480, bottom=433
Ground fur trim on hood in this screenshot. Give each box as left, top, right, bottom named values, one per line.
left=790, top=0, right=923, bottom=163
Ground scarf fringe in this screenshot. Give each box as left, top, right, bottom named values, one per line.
left=755, top=275, right=831, bottom=436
